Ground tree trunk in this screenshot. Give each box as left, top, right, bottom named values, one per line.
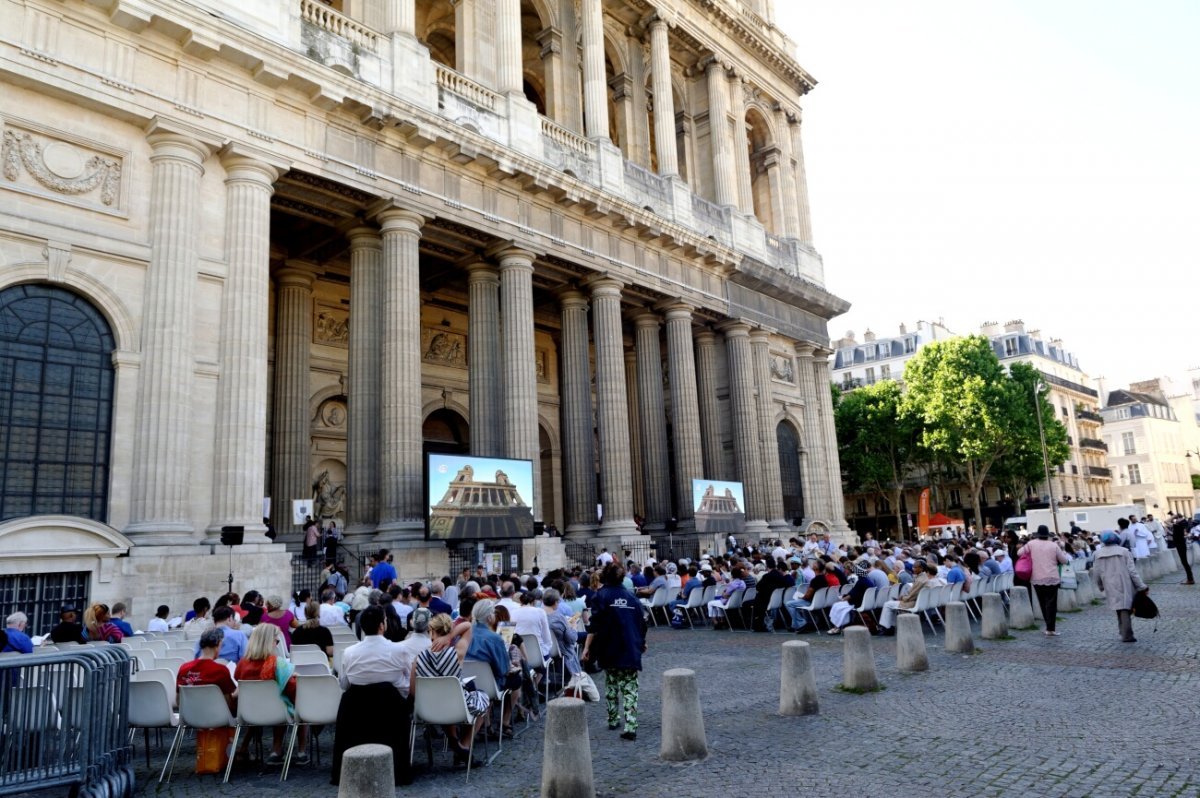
left=892, top=485, right=904, bottom=542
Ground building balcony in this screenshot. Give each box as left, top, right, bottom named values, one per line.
left=1076, top=407, right=1103, bottom=424
left=1087, top=466, right=1112, bottom=478
left=1079, top=438, right=1108, bottom=452
left=1040, top=371, right=1099, bottom=399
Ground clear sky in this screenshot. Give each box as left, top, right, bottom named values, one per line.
left=778, top=1, right=1199, bottom=392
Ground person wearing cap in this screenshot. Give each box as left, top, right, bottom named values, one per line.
left=49, top=605, right=87, bottom=644
left=992, top=548, right=1013, bottom=574
left=1093, top=530, right=1149, bottom=642
left=1017, top=525, right=1072, bottom=636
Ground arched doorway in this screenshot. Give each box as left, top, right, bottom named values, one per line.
left=423, top=408, right=469, bottom=455
left=0, top=284, right=115, bottom=522
left=746, top=108, right=777, bottom=232
left=777, top=420, right=804, bottom=524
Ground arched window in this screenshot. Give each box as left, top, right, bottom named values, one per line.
left=777, top=420, right=804, bottom=523
left=0, top=284, right=115, bottom=522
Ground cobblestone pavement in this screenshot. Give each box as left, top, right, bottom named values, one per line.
left=127, top=571, right=1199, bottom=798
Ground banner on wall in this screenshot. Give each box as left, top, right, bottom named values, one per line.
left=917, top=489, right=931, bottom=537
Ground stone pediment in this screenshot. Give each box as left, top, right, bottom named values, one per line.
left=0, top=515, right=132, bottom=559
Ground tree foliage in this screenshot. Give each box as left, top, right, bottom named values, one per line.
left=991, top=362, right=1071, bottom=511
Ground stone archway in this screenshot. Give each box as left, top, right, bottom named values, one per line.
left=423, top=407, right=470, bottom=455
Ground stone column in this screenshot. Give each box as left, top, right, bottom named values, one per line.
left=452, top=0, right=479, bottom=76
left=558, top=290, right=597, bottom=536
left=495, top=0, right=523, bottom=94
left=589, top=278, right=637, bottom=537
left=207, top=151, right=281, bottom=542
left=730, top=75, right=754, bottom=216
left=345, top=226, right=383, bottom=535
left=498, top=248, right=541, bottom=519
left=721, top=321, right=768, bottom=535
left=538, top=27, right=567, bottom=124
left=750, top=330, right=788, bottom=533
left=773, top=105, right=801, bottom=240
left=789, top=112, right=814, bottom=244
left=269, top=266, right=314, bottom=537
left=581, top=0, right=609, bottom=140
left=704, top=58, right=736, bottom=207
left=663, top=304, right=704, bottom=528
left=792, top=344, right=825, bottom=524
left=813, top=350, right=850, bottom=535
left=624, top=347, right=645, bottom=520
left=467, top=262, right=501, bottom=457
left=376, top=208, right=425, bottom=538
left=648, top=18, right=678, bottom=177
left=384, top=0, right=416, bottom=35
left=634, top=312, right=670, bottom=530
left=127, top=131, right=210, bottom=544
left=694, top=329, right=725, bottom=481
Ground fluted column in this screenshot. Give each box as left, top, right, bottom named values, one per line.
left=495, top=0, right=523, bottom=94
left=813, top=350, right=849, bottom=533
left=384, top=0, right=416, bottom=35
left=269, top=266, right=314, bottom=537
left=589, top=278, right=637, bottom=536
left=634, top=312, right=670, bottom=530
left=730, top=75, right=754, bottom=215
left=793, top=344, right=825, bottom=524
left=649, top=18, right=678, bottom=177
left=789, top=112, right=814, bottom=244
left=721, top=321, right=769, bottom=534
left=127, top=131, right=210, bottom=544
left=346, top=226, right=383, bottom=534
left=694, top=329, right=725, bottom=480
left=624, top=347, right=644, bottom=520
left=750, top=330, right=788, bottom=532
left=558, top=290, right=597, bottom=535
left=581, top=0, right=609, bottom=140
left=664, top=304, right=704, bottom=527
left=704, top=58, right=736, bottom=207
left=377, top=208, right=425, bottom=537
left=207, top=152, right=280, bottom=541
left=467, top=262, right=502, bottom=457
left=773, top=106, right=801, bottom=240
left=498, top=248, right=541, bottom=519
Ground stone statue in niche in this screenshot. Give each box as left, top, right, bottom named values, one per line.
left=423, top=329, right=466, bottom=367
left=314, top=307, right=350, bottom=345
left=770, top=354, right=795, bottom=383
left=312, top=469, right=346, bottom=523
left=535, top=349, right=548, bottom=383
left=319, top=399, right=347, bottom=429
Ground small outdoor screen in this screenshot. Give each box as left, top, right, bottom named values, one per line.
left=691, top=479, right=747, bottom=536
left=427, top=454, right=536, bottom=540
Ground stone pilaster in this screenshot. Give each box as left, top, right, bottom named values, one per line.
left=634, top=312, right=670, bottom=530
left=705, top=58, right=737, bottom=207
left=793, top=343, right=825, bottom=525
left=494, top=0, right=523, bottom=94
left=498, top=248, right=541, bottom=519
left=376, top=208, right=425, bottom=538
left=345, top=226, right=383, bottom=536
left=773, top=105, right=801, bottom=240
left=789, top=112, right=814, bottom=244
left=813, top=349, right=851, bottom=538
left=663, top=304, right=704, bottom=527
left=467, top=262, right=501, bottom=457
left=558, top=290, right=597, bottom=536
left=624, top=347, right=645, bottom=520
left=694, top=329, right=725, bottom=480
left=730, top=74, right=754, bottom=216
left=269, top=266, right=314, bottom=537
left=721, top=321, right=769, bottom=535
left=581, top=0, right=609, bottom=140
left=206, top=150, right=281, bottom=542
left=126, top=130, right=210, bottom=544
left=649, top=18, right=678, bottom=177
left=750, top=329, right=788, bottom=533
left=589, top=278, right=637, bottom=536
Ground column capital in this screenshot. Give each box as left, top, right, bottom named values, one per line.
left=717, top=319, right=752, bottom=338
left=346, top=225, right=383, bottom=248
left=698, top=54, right=731, bottom=76
left=218, top=143, right=289, bottom=185
left=658, top=301, right=694, bottom=322
left=694, top=327, right=717, bottom=345
left=586, top=275, right=624, bottom=298
left=810, top=347, right=832, bottom=363
left=556, top=287, right=589, bottom=311
left=632, top=310, right=660, bottom=330
left=372, top=203, right=425, bottom=233
left=145, top=116, right=219, bottom=164
left=466, top=260, right=501, bottom=284
left=488, top=243, right=538, bottom=268
left=277, top=264, right=317, bottom=289
left=749, top=328, right=773, bottom=345
left=793, top=342, right=816, bottom=358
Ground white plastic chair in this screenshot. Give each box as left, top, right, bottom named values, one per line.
left=520, top=637, right=549, bottom=704
left=293, top=662, right=330, bottom=676
left=763, top=587, right=786, bottom=632
left=128, top=680, right=179, bottom=768
left=682, top=588, right=707, bottom=629
left=899, top=586, right=941, bottom=634
left=463, top=660, right=508, bottom=760
left=289, top=644, right=323, bottom=655
left=645, top=587, right=670, bottom=627
left=714, top=588, right=746, bottom=630
left=143, top=640, right=169, bottom=657
left=225, top=680, right=294, bottom=783
left=290, top=650, right=329, bottom=669
left=410, top=676, right=480, bottom=782
left=157, top=657, right=187, bottom=675
left=134, top=668, right=178, bottom=709
left=162, top=684, right=235, bottom=783
left=282, top=674, right=342, bottom=780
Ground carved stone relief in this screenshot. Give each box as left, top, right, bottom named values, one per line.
left=1, top=122, right=123, bottom=211
left=536, top=348, right=550, bottom=383
left=422, top=327, right=467, bottom=368
left=770, top=352, right=795, bottom=383
left=314, top=304, right=349, bottom=346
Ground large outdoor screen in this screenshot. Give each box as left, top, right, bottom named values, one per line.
left=427, top=454, right=536, bottom=540
left=691, top=479, right=747, bottom=536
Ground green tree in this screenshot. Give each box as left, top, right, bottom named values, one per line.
left=835, top=380, right=922, bottom=538
left=992, top=363, right=1070, bottom=513
left=902, top=335, right=1068, bottom=528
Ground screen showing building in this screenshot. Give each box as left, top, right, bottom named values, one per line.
left=692, top=480, right=746, bottom=535
left=427, top=454, right=535, bottom=540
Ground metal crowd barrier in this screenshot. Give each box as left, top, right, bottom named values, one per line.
left=0, top=645, right=134, bottom=798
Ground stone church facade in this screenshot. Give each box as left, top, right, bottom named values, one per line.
left=0, top=0, right=850, bottom=619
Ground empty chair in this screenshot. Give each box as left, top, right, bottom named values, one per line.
left=162, top=684, right=235, bottom=783
left=644, top=587, right=670, bottom=627
left=682, top=587, right=708, bottom=629
left=134, top=668, right=178, bottom=709
left=157, top=657, right=187, bottom=675
left=143, top=640, right=169, bottom=657
left=738, top=587, right=757, bottom=628
left=291, top=649, right=329, bottom=669
left=762, top=587, right=786, bottom=632
left=282, top=675, right=342, bottom=780
left=131, top=649, right=156, bottom=672
left=128, top=680, right=179, bottom=768
left=290, top=644, right=323, bottom=655
left=293, top=662, right=330, bottom=676
left=409, top=676, right=481, bottom=782
left=225, top=680, right=294, bottom=783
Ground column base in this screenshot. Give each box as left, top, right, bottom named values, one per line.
left=597, top=518, right=639, bottom=539
left=743, top=519, right=770, bottom=537
left=341, top=523, right=380, bottom=547
left=122, top=522, right=196, bottom=547
left=201, top=522, right=270, bottom=546
left=767, top=518, right=793, bottom=536
left=373, top=519, right=426, bottom=545
left=564, top=523, right=599, bottom=539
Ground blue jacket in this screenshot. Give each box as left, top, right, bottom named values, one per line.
left=587, top=585, right=647, bottom=671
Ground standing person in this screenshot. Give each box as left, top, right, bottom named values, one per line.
left=259, top=595, right=297, bottom=650
left=302, top=516, right=320, bottom=564
left=1093, top=531, right=1149, bottom=643
left=1017, top=525, right=1071, bottom=636
left=370, top=549, right=397, bottom=590
left=581, top=564, right=647, bottom=741
left=1171, top=514, right=1195, bottom=585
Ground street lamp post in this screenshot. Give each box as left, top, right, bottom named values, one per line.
left=1033, top=379, right=1060, bottom=535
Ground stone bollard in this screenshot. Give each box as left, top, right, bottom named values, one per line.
left=779, top=641, right=820, bottom=716
left=943, top=601, right=974, bottom=654
left=1075, top=571, right=1095, bottom=604
left=338, top=744, right=395, bottom=798
left=1140, top=556, right=1157, bottom=580
left=895, top=614, right=928, bottom=672
left=660, top=668, right=707, bottom=761
left=981, top=593, right=1008, bottom=639
left=1009, top=586, right=1036, bottom=629
left=1029, top=586, right=1045, bottom=622
left=1058, top=587, right=1077, bottom=612
left=541, top=697, right=596, bottom=798
left=841, top=627, right=880, bottom=691
left=1161, top=550, right=1176, bottom=574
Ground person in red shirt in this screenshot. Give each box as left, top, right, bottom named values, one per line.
left=177, top=627, right=238, bottom=712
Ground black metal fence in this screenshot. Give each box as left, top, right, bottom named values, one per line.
left=290, top=543, right=369, bottom=598
left=652, top=534, right=702, bottom=564
left=563, top=540, right=596, bottom=568
left=0, top=572, right=90, bottom=637
left=446, top=541, right=524, bottom=578
left=0, top=646, right=133, bottom=797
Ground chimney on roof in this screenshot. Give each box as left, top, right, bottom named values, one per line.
left=979, top=321, right=1001, bottom=337
left=1028, top=329, right=1042, bottom=340
left=863, top=329, right=876, bottom=342
left=843, top=330, right=856, bottom=343
left=1004, top=319, right=1025, bottom=333
left=898, top=322, right=907, bottom=335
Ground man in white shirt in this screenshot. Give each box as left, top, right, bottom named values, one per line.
left=391, top=608, right=432, bottom=699
left=338, top=606, right=410, bottom=692
left=318, top=589, right=347, bottom=627
left=596, top=548, right=614, bottom=566
left=512, top=592, right=554, bottom=663
left=496, top=582, right=522, bottom=617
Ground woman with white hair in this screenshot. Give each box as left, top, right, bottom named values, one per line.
left=1093, top=530, right=1148, bottom=643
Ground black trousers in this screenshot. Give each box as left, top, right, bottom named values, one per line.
left=331, top=682, right=412, bottom=786
left=1174, top=535, right=1195, bottom=583
left=1033, top=584, right=1059, bottom=632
